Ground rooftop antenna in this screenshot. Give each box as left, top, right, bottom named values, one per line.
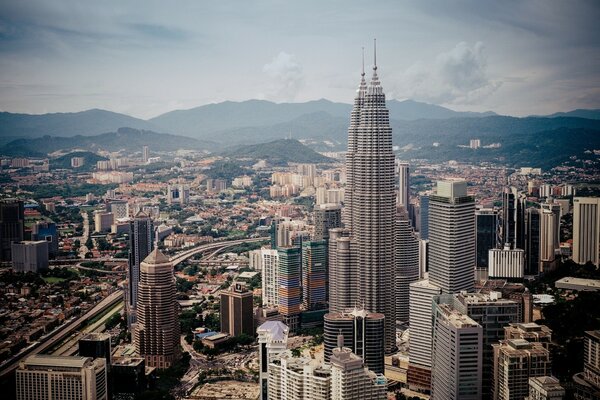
left=373, top=38, right=377, bottom=70
left=361, top=46, right=365, bottom=77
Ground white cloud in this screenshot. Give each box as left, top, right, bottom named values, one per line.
left=262, top=52, right=304, bottom=102
left=391, top=42, right=502, bottom=105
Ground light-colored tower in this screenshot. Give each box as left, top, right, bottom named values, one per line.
left=16, top=355, right=107, bottom=400
left=267, top=354, right=331, bottom=400
left=133, top=249, right=180, bottom=369
left=396, top=213, right=420, bottom=322
left=528, top=376, right=565, bottom=400
left=431, top=301, right=483, bottom=400
left=258, top=321, right=289, bottom=400
left=142, top=145, right=149, bottom=164
left=428, top=180, right=476, bottom=293
left=255, top=248, right=280, bottom=307
left=539, top=207, right=559, bottom=271
left=350, top=41, right=397, bottom=353
left=328, top=228, right=355, bottom=313
left=573, top=197, right=600, bottom=267
left=396, top=161, right=410, bottom=212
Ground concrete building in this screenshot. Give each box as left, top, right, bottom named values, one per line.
left=278, top=246, right=302, bottom=332
left=127, top=211, right=154, bottom=326
left=324, top=308, right=385, bottom=374
left=492, top=339, right=551, bottom=400
left=314, top=203, right=342, bottom=241
left=528, top=376, right=565, bottom=400
left=111, top=357, right=153, bottom=400
left=302, top=240, right=328, bottom=310
left=267, top=354, right=331, bottom=400
left=16, top=354, right=107, bottom=400
left=327, top=228, right=355, bottom=314
left=71, top=156, right=85, bottom=168
left=431, top=301, right=483, bottom=400
left=94, top=211, right=114, bottom=233
left=489, top=245, right=525, bottom=279
left=11, top=240, right=48, bottom=272
left=78, top=333, right=111, bottom=372
left=31, top=220, right=58, bottom=258
left=0, top=198, right=24, bottom=262
left=573, top=330, right=600, bottom=400
left=108, top=200, right=129, bottom=220
left=220, top=283, right=254, bottom=337
left=555, top=277, right=600, bottom=292
left=540, top=205, right=559, bottom=272
left=330, top=335, right=387, bottom=400
left=167, top=184, right=190, bottom=205
left=250, top=248, right=279, bottom=307
left=258, top=321, right=289, bottom=400
left=396, top=161, right=410, bottom=212
left=396, top=213, right=420, bottom=322
left=142, top=145, right=149, bottom=164
left=133, top=249, right=180, bottom=369
left=573, top=197, right=600, bottom=267
left=504, top=323, right=553, bottom=352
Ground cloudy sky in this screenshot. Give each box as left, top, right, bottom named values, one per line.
left=0, top=0, right=598, bottom=118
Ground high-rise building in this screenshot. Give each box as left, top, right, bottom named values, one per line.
left=572, top=197, right=600, bottom=267
left=278, top=246, right=302, bottom=332
left=396, top=161, right=410, bottom=212
left=302, top=240, right=328, bottom=310
left=526, top=208, right=541, bottom=276
left=492, top=339, right=551, bottom=400
left=267, top=354, right=331, bottom=400
left=258, top=321, right=289, bottom=400
left=0, top=198, right=24, bottom=262
left=71, top=156, right=85, bottom=168
left=11, top=240, right=48, bottom=272
left=528, top=376, right=565, bottom=400
left=330, top=335, right=387, bottom=400
left=127, top=211, right=154, bottom=325
left=503, top=322, right=552, bottom=352
left=488, top=245, right=525, bottom=279
left=251, top=248, right=279, bottom=307
left=428, top=180, right=476, bottom=293
left=142, top=145, right=149, bottom=164
left=327, top=228, right=355, bottom=314
left=396, top=213, right=420, bottom=322
left=476, top=208, right=498, bottom=271
left=573, top=330, right=600, bottom=399
left=78, top=333, right=111, bottom=372
left=347, top=47, right=397, bottom=353
left=94, top=211, right=114, bottom=233
left=167, top=184, right=190, bottom=205
left=323, top=308, right=385, bottom=374
left=111, top=357, right=153, bottom=400
left=31, top=221, right=58, bottom=258
left=419, top=195, right=430, bottom=240
left=220, top=283, right=254, bottom=337
left=539, top=207, right=559, bottom=272
left=431, top=300, right=483, bottom=400
left=108, top=200, right=129, bottom=221
left=133, top=249, right=180, bottom=369
left=502, top=187, right=527, bottom=250
left=314, top=203, right=342, bottom=241
left=16, top=355, right=107, bottom=400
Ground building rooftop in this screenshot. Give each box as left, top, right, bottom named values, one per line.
left=257, top=321, right=289, bottom=341
left=111, top=357, right=144, bottom=367
left=438, top=304, right=480, bottom=328
left=556, top=277, right=600, bottom=289
left=142, top=248, right=170, bottom=265
left=22, top=354, right=91, bottom=369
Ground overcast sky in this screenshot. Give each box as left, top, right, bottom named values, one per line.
left=0, top=0, right=599, bottom=119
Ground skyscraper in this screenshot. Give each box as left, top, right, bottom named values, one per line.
left=302, top=240, right=328, bottom=310
left=0, top=198, right=24, bottom=262
left=476, top=208, right=498, bottom=272
left=278, top=246, right=302, bottom=332
left=539, top=207, right=559, bottom=271
left=396, top=213, right=420, bottom=322
left=419, top=195, right=430, bottom=240
left=133, top=249, right=180, bottom=369
left=257, top=321, right=289, bottom=400
left=573, top=197, right=600, bottom=267
left=314, top=203, right=342, bottom=241
left=253, top=248, right=280, bottom=308
left=220, top=283, right=254, bottom=337
left=526, top=208, right=541, bottom=276
left=78, top=333, right=111, bottom=372
left=328, top=228, right=355, bottom=314
left=502, top=187, right=526, bottom=250
left=127, top=211, right=154, bottom=325
left=349, top=43, right=397, bottom=353
left=396, top=161, right=410, bottom=212
left=142, top=145, right=149, bottom=164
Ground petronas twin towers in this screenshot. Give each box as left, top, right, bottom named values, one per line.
left=337, top=43, right=397, bottom=353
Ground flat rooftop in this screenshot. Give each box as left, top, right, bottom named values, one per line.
left=556, top=277, right=600, bottom=289
left=23, top=355, right=90, bottom=368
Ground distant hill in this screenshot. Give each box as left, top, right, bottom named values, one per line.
left=0, top=127, right=216, bottom=156
left=50, top=151, right=108, bottom=171
left=0, top=109, right=157, bottom=138
left=222, top=138, right=333, bottom=165
left=544, top=109, right=600, bottom=120
left=386, top=99, right=497, bottom=120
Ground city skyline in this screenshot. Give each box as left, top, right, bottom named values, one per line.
left=0, top=1, right=599, bottom=118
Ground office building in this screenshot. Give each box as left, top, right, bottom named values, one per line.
left=278, top=246, right=302, bottom=332
left=258, top=321, right=289, bottom=400
left=476, top=208, right=498, bottom=271
left=419, top=238, right=429, bottom=277
left=220, top=283, right=254, bottom=337
left=11, top=240, right=48, bottom=272
left=108, top=200, right=129, bottom=220
left=94, top=211, right=114, bottom=233
left=573, top=198, right=600, bottom=267
left=327, top=228, right=355, bottom=314
left=470, top=139, right=481, bottom=149
left=492, top=339, right=551, bottom=400
left=396, top=213, right=420, bottom=322
left=526, top=208, right=541, bottom=276
left=489, top=245, right=525, bottom=279
left=127, top=211, right=154, bottom=325
left=419, top=195, right=430, bottom=240
left=540, top=207, right=559, bottom=272
left=502, top=187, right=527, bottom=250
left=167, top=184, right=190, bottom=205
left=314, top=203, right=342, bottom=241
left=142, top=145, right=149, bottom=163
left=267, top=354, right=331, bottom=400
left=396, top=161, right=410, bottom=212
left=504, top=323, right=552, bottom=352
left=31, top=221, right=58, bottom=258
left=324, top=308, right=385, bottom=374
left=250, top=248, right=279, bottom=307
left=431, top=300, right=483, bottom=400
left=302, top=240, right=328, bottom=310
left=573, top=330, right=600, bottom=400
left=330, top=335, right=387, bottom=400
left=79, top=333, right=111, bottom=371
left=0, top=198, right=24, bottom=261
left=16, top=354, right=107, bottom=400
left=71, top=156, right=85, bottom=168
left=111, top=357, right=153, bottom=400
left=528, top=376, right=565, bottom=400
left=133, top=249, right=180, bottom=369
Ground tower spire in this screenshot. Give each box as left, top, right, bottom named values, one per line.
left=361, top=47, right=365, bottom=77
left=373, top=38, right=377, bottom=71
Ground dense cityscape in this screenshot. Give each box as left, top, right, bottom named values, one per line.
left=1, top=2, right=600, bottom=400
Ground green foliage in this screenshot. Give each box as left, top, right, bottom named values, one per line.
left=205, top=160, right=249, bottom=180
left=223, top=139, right=333, bottom=166
left=104, top=312, right=123, bottom=330
left=179, top=309, right=202, bottom=333
left=203, top=313, right=220, bottom=332
left=50, top=151, right=107, bottom=171
left=176, top=277, right=194, bottom=293
left=23, top=183, right=118, bottom=200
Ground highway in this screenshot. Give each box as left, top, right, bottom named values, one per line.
left=0, top=290, right=123, bottom=377
left=169, top=237, right=267, bottom=266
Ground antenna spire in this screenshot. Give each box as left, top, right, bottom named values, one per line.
left=361, top=47, right=365, bottom=76
left=373, top=38, right=377, bottom=70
